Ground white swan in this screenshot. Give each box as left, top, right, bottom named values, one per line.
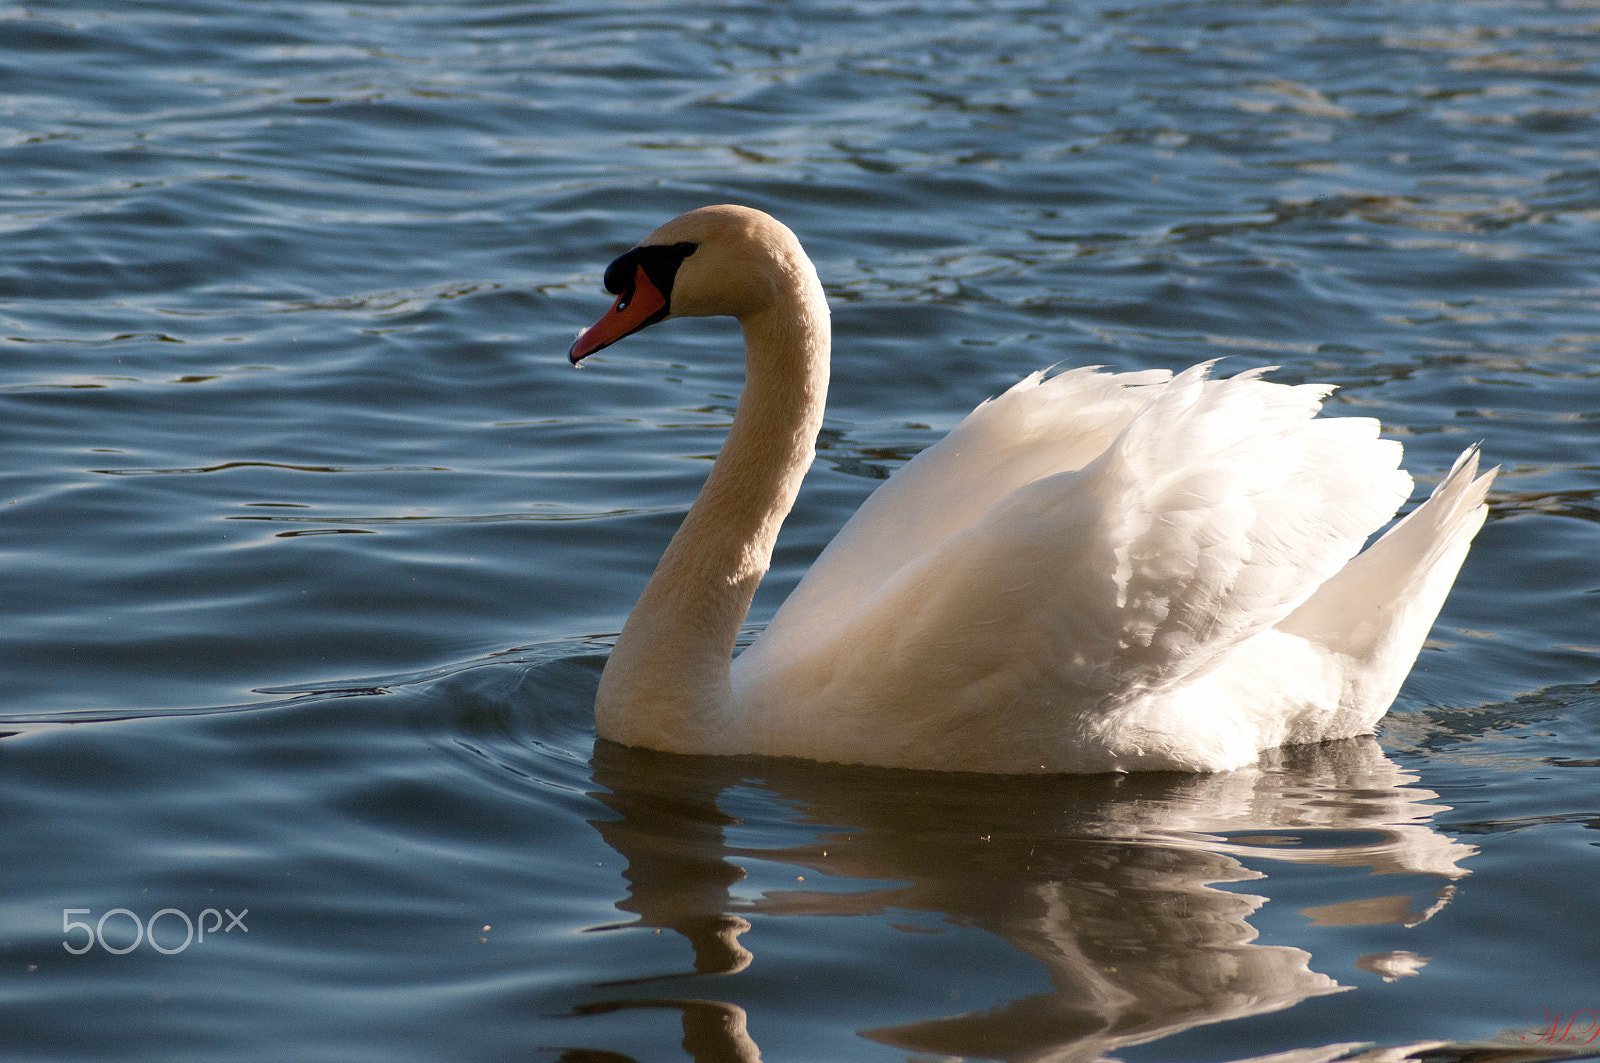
left=570, top=205, right=1494, bottom=773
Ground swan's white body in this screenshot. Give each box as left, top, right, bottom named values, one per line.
left=572, top=205, right=1494, bottom=773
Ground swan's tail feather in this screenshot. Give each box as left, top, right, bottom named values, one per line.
left=1278, top=445, right=1495, bottom=685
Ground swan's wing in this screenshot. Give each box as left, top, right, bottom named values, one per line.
left=747, top=365, right=1170, bottom=662
left=1065, top=364, right=1415, bottom=696
left=1279, top=445, right=1494, bottom=662
left=736, top=365, right=1414, bottom=767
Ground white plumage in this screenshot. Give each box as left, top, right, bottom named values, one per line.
left=571, top=205, right=1494, bottom=773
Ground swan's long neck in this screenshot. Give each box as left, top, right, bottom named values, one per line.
left=595, top=276, right=829, bottom=752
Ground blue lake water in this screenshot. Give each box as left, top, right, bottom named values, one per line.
left=3, top=1, right=1600, bottom=1059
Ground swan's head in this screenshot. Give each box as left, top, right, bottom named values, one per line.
left=569, top=205, right=810, bottom=364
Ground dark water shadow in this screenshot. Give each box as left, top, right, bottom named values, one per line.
left=567, top=734, right=1484, bottom=1063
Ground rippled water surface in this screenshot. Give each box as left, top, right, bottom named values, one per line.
left=4, top=1, right=1600, bottom=1059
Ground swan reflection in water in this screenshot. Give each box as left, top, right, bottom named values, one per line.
left=572, top=736, right=1476, bottom=1062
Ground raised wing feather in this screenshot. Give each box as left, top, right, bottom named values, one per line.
left=734, top=364, right=1413, bottom=771
left=745, top=365, right=1169, bottom=664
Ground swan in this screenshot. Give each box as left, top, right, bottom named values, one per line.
left=569, top=204, right=1494, bottom=774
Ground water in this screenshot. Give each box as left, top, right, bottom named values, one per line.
left=2, top=0, right=1598, bottom=1059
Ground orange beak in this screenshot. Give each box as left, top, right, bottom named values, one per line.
left=569, top=266, right=670, bottom=365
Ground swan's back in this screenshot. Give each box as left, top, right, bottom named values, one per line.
left=747, top=365, right=1171, bottom=653
left=732, top=363, right=1491, bottom=773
